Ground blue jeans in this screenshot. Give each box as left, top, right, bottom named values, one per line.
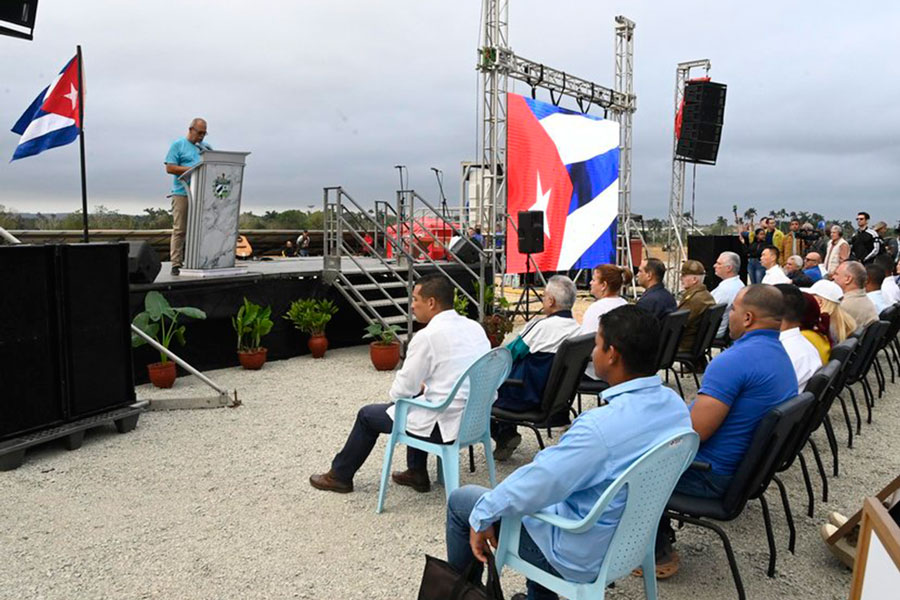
left=748, top=258, right=765, bottom=284
left=447, top=485, right=561, bottom=600
left=656, top=467, right=733, bottom=557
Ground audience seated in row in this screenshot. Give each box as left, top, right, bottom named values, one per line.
left=808, top=279, right=857, bottom=344
left=309, top=274, right=490, bottom=495
left=803, top=252, right=825, bottom=282
left=635, top=257, right=677, bottom=320
left=784, top=255, right=804, bottom=280
left=447, top=305, right=693, bottom=600
left=491, top=275, right=581, bottom=461
left=833, top=260, right=879, bottom=327
left=579, top=265, right=630, bottom=380
left=655, top=284, right=798, bottom=576
left=865, top=263, right=888, bottom=314
left=876, top=253, right=900, bottom=305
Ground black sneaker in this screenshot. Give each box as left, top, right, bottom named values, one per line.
left=493, top=434, right=522, bottom=461
left=170, top=266, right=181, bottom=276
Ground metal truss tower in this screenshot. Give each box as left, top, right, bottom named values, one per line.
left=476, top=0, right=636, bottom=282
left=665, top=59, right=710, bottom=290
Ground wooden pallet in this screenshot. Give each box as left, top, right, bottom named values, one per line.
left=0, top=401, right=148, bottom=471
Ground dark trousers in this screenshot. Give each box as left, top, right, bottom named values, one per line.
left=490, top=421, right=519, bottom=444
left=331, top=403, right=444, bottom=483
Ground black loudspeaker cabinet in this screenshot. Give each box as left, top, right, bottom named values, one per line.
left=0, top=243, right=135, bottom=442
left=127, top=240, right=161, bottom=284
left=449, top=237, right=482, bottom=265
left=687, top=235, right=747, bottom=291
left=677, top=80, right=727, bottom=165
left=58, top=244, right=136, bottom=419
left=517, top=210, right=545, bottom=254
left=0, top=245, right=66, bottom=440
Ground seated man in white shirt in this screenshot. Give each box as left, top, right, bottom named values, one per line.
left=761, top=245, right=791, bottom=285
left=492, top=275, right=581, bottom=460
left=310, top=274, right=490, bottom=494
left=710, top=251, right=745, bottom=339
left=775, top=284, right=821, bottom=391
left=876, top=254, right=900, bottom=306
left=865, top=263, right=888, bottom=314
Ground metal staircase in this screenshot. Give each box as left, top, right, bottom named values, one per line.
left=322, top=187, right=488, bottom=339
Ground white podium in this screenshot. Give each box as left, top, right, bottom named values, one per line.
left=179, top=150, right=250, bottom=276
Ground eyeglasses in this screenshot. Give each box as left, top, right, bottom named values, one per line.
left=856, top=217, right=866, bottom=221
left=190, top=127, right=208, bottom=136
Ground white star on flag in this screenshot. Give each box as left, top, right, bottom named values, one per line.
left=63, top=83, right=78, bottom=110
left=527, top=171, right=552, bottom=240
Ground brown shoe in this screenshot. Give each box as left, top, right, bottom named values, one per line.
left=309, top=470, right=353, bottom=493
left=391, top=469, right=430, bottom=493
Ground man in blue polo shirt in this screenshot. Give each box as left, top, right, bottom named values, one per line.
left=164, top=118, right=212, bottom=275
left=655, top=284, right=798, bottom=577
left=446, top=305, right=692, bottom=600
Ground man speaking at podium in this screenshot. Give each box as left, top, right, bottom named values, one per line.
left=164, top=118, right=211, bottom=276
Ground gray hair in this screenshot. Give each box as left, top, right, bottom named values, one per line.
left=545, top=275, right=576, bottom=310
left=830, top=225, right=843, bottom=235
left=842, top=261, right=867, bottom=289
left=719, top=251, right=741, bottom=273
left=787, top=255, right=803, bottom=269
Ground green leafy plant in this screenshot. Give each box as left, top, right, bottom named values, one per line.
left=232, top=298, right=274, bottom=352
left=473, top=279, right=510, bottom=314
left=131, top=291, right=206, bottom=363
left=362, top=322, right=403, bottom=345
left=453, top=289, right=470, bottom=316
left=283, top=298, right=339, bottom=336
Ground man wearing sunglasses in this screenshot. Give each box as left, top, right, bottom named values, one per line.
left=849, top=211, right=883, bottom=265
left=164, top=118, right=212, bottom=276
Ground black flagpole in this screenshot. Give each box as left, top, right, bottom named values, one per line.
left=76, top=45, right=89, bottom=243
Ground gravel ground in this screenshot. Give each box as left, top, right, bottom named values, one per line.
left=1, top=344, right=897, bottom=600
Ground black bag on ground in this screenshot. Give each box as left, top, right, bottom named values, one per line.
left=417, top=554, right=504, bottom=600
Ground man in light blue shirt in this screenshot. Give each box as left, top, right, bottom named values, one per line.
left=710, top=251, right=745, bottom=339
left=446, top=306, right=692, bottom=600
left=164, top=118, right=212, bottom=275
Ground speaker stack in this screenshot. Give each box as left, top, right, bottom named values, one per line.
left=676, top=80, right=727, bottom=165
left=0, top=243, right=136, bottom=442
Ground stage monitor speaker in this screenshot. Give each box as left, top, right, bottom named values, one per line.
left=687, top=235, right=747, bottom=290
left=0, top=245, right=66, bottom=441
left=676, top=80, right=727, bottom=165
left=448, top=236, right=482, bottom=265
left=127, top=240, right=161, bottom=283
left=58, top=243, right=136, bottom=419
left=517, top=211, right=544, bottom=255
left=0, top=1, right=38, bottom=40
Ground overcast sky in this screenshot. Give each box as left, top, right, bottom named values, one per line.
left=1, top=0, right=898, bottom=223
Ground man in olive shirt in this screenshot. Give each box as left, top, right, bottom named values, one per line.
left=676, top=260, right=716, bottom=353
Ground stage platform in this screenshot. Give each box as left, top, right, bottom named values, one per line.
left=129, top=256, right=484, bottom=384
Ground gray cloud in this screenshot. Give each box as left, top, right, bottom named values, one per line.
left=1, top=0, right=897, bottom=225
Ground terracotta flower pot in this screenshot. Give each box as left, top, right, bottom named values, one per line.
left=238, top=347, right=268, bottom=370
left=308, top=334, right=329, bottom=358
left=369, top=341, right=401, bottom=371
left=488, top=334, right=504, bottom=349
left=147, top=361, right=177, bottom=388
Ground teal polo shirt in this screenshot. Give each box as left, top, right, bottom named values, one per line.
left=164, top=137, right=211, bottom=196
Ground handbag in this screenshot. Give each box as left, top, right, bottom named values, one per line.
left=417, top=554, right=505, bottom=600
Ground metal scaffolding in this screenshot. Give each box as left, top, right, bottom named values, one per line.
left=474, top=0, right=637, bottom=284
left=665, top=59, right=710, bottom=290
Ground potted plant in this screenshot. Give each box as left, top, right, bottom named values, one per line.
left=232, top=297, right=274, bottom=370
left=131, top=290, right=206, bottom=388
left=284, top=298, right=339, bottom=358
left=475, top=280, right=514, bottom=348
left=363, top=322, right=403, bottom=371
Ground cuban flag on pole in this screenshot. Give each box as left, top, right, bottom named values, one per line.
left=10, top=55, right=82, bottom=161
left=506, top=92, right=620, bottom=274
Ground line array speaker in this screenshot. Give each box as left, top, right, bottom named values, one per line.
left=517, top=210, right=544, bottom=255
left=676, top=80, right=727, bottom=165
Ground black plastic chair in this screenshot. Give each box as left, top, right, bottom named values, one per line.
left=574, top=376, right=609, bottom=414
left=664, top=392, right=815, bottom=599
left=843, top=320, right=890, bottom=429
left=656, top=309, right=690, bottom=397
left=491, top=333, right=595, bottom=450
left=873, top=305, right=900, bottom=394
left=770, top=360, right=840, bottom=554
left=821, top=338, right=858, bottom=474
left=674, top=303, right=727, bottom=390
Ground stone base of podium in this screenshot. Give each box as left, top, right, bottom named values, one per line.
left=179, top=266, right=249, bottom=278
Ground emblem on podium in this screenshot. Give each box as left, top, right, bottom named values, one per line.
left=213, top=173, right=232, bottom=200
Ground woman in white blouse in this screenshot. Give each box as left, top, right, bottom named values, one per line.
left=580, top=264, right=632, bottom=335
left=824, top=224, right=850, bottom=277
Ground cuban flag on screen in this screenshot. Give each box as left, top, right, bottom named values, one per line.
left=506, top=92, right=620, bottom=274
left=10, top=55, right=82, bottom=161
